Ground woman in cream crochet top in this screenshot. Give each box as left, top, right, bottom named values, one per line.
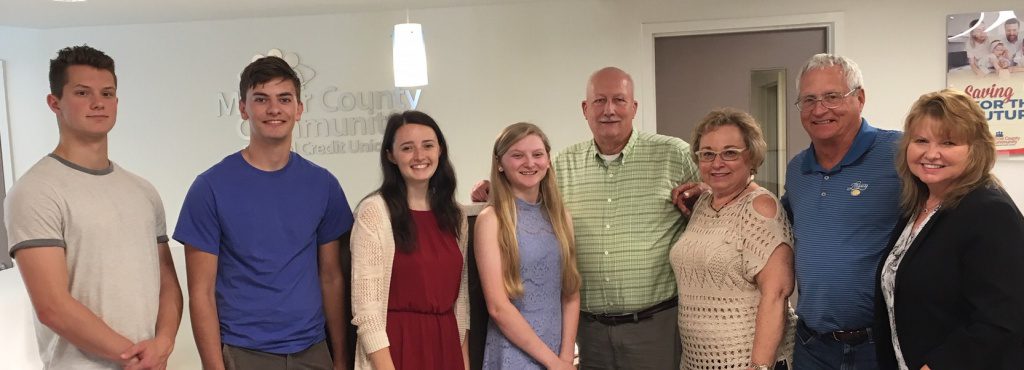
left=670, top=108, right=796, bottom=370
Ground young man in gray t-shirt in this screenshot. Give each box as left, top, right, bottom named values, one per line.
left=4, top=45, right=183, bottom=370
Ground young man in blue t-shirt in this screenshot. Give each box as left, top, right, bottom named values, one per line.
left=175, top=56, right=354, bottom=370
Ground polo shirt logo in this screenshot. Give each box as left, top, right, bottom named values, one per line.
left=847, top=181, right=869, bottom=196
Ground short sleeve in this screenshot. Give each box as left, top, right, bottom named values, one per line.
left=738, top=193, right=793, bottom=281
left=316, top=173, right=354, bottom=246
left=140, top=179, right=169, bottom=244
left=675, top=140, right=700, bottom=184
left=155, top=199, right=169, bottom=244
left=5, top=180, right=66, bottom=258
left=173, top=175, right=222, bottom=254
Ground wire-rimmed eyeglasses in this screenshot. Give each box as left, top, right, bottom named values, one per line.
left=794, top=87, right=860, bottom=111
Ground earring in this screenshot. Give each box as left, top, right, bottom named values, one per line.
left=498, top=167, right=504, bottom=172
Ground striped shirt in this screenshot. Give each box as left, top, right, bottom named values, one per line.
left=781, top=119, right=902, bottom=332
left=555, top=130, right=699, bottom=314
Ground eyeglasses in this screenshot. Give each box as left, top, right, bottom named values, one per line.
left=694, top=148, right=746, bottom=162
left=794, top=87, right=860, bottom=111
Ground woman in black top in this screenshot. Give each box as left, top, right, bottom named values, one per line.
left=874, top=89, right=1024, bottom=369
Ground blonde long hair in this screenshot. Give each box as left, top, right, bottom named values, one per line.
left=489, top=122, right=580, bottom=298
left=896, top=89, right=999, bottom=216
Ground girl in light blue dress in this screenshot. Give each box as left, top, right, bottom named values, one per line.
left=474, top=122, right=580, bottom=370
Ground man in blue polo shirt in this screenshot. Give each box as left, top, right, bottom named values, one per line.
left=783, top=54, right=901, bottom=369
left=176, top=56, right=354, bottom=370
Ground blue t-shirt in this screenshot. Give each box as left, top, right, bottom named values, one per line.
left=782, top=119, right=902, bottom=332
left=174, top=151, right=354, bottom=353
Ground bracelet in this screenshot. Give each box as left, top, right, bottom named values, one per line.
left=749, top=362, right=774, bottom=370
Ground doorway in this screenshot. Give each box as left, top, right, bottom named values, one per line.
left=652, top=27, right=827, bottom=197
left=750, top=68, right=787, bottom=195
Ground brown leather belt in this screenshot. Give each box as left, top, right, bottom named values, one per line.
left=798, top=319, right=870, bottom=345
left=584, top=297, right=677, bottom=326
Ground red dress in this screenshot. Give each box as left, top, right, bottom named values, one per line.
left=386, top=210, right=465, bottom=370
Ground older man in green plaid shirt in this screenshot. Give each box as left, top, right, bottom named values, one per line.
left=557, top=67, right=698, bottom=370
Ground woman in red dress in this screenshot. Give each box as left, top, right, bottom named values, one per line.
left=351, top=110, right=469, bottom=370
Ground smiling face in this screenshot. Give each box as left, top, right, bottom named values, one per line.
left=1006, top=22, right=1020, bottom=44
left=388, top=123, right=440, bottom=187
left=582, top=68, right=637, bottom=153
left=906, top=115, right=969, bottom=199
left=240, top=77, right=303, bottom=144
left=697, top=124, right=753, bottom=196
left=47, top=65, right=118, bottom=142
left=798, top=66, right=865, bottom=147
left=498, top=134, right=550, bottom=202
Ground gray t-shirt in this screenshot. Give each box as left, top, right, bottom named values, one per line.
left=4, top=154, right=167, bottom=370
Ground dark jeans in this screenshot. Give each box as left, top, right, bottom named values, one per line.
left=792, top=320, right=878, bottom=370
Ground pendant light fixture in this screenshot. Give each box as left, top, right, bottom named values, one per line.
left=393, top=9, right=428, bottom=87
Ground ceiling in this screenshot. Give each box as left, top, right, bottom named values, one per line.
left=1, top=0, right=549, bottom=29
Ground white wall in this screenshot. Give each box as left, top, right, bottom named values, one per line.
left=0, top=26, right=48, bottom=181
left=0, top=25, right=47, bottom=370
left=1, top=1, right=1023, bottom=369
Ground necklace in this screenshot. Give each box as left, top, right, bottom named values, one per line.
left=922, top=202, right=942, bottom=214
left=710, top=180, right=753, bottom=213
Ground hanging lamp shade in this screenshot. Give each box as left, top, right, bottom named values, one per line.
left=393, top=23, right=428, bottom=87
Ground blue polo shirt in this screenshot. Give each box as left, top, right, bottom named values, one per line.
left=781, top=119, right=902, bottom=332
left=175, top=151, right=354, bottom=354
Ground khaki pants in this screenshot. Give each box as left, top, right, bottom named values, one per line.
left=223, top=340, right=333, bottom=370
left=577, top=305, right=681, bottom=370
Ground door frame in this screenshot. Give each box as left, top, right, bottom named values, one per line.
left=0, top=60, right=12, bottom=192
left=750, top=67, right=788, bottom=195
left=637, top=12, right=844, bottom=133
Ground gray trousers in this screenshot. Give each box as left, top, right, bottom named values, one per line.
left=577, top=305, right=682, bottom=370
left=222, top=340, right=333, bottom=370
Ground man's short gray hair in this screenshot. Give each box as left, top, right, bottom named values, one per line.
left=796, top=53, right=864, bottom=93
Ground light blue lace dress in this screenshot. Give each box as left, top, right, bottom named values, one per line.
left=482, top=198, right=564, bottom=369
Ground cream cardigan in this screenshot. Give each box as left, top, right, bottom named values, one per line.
left=350, top=194, right=469, bottom=370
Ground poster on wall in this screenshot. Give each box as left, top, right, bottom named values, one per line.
left=947, top=10, right=1024, bottom=155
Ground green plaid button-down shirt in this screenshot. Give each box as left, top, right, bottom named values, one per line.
left=554, top=130, right=699, bottom=314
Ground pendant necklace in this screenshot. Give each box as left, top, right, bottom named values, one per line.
left=710, top=180, right=753, bottom=213
left=922, top=204, right=941, bottom=214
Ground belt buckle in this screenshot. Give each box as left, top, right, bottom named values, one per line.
left=830, top=331, right=844, bottom=342
left=831, top=329, right=866, bottom=345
